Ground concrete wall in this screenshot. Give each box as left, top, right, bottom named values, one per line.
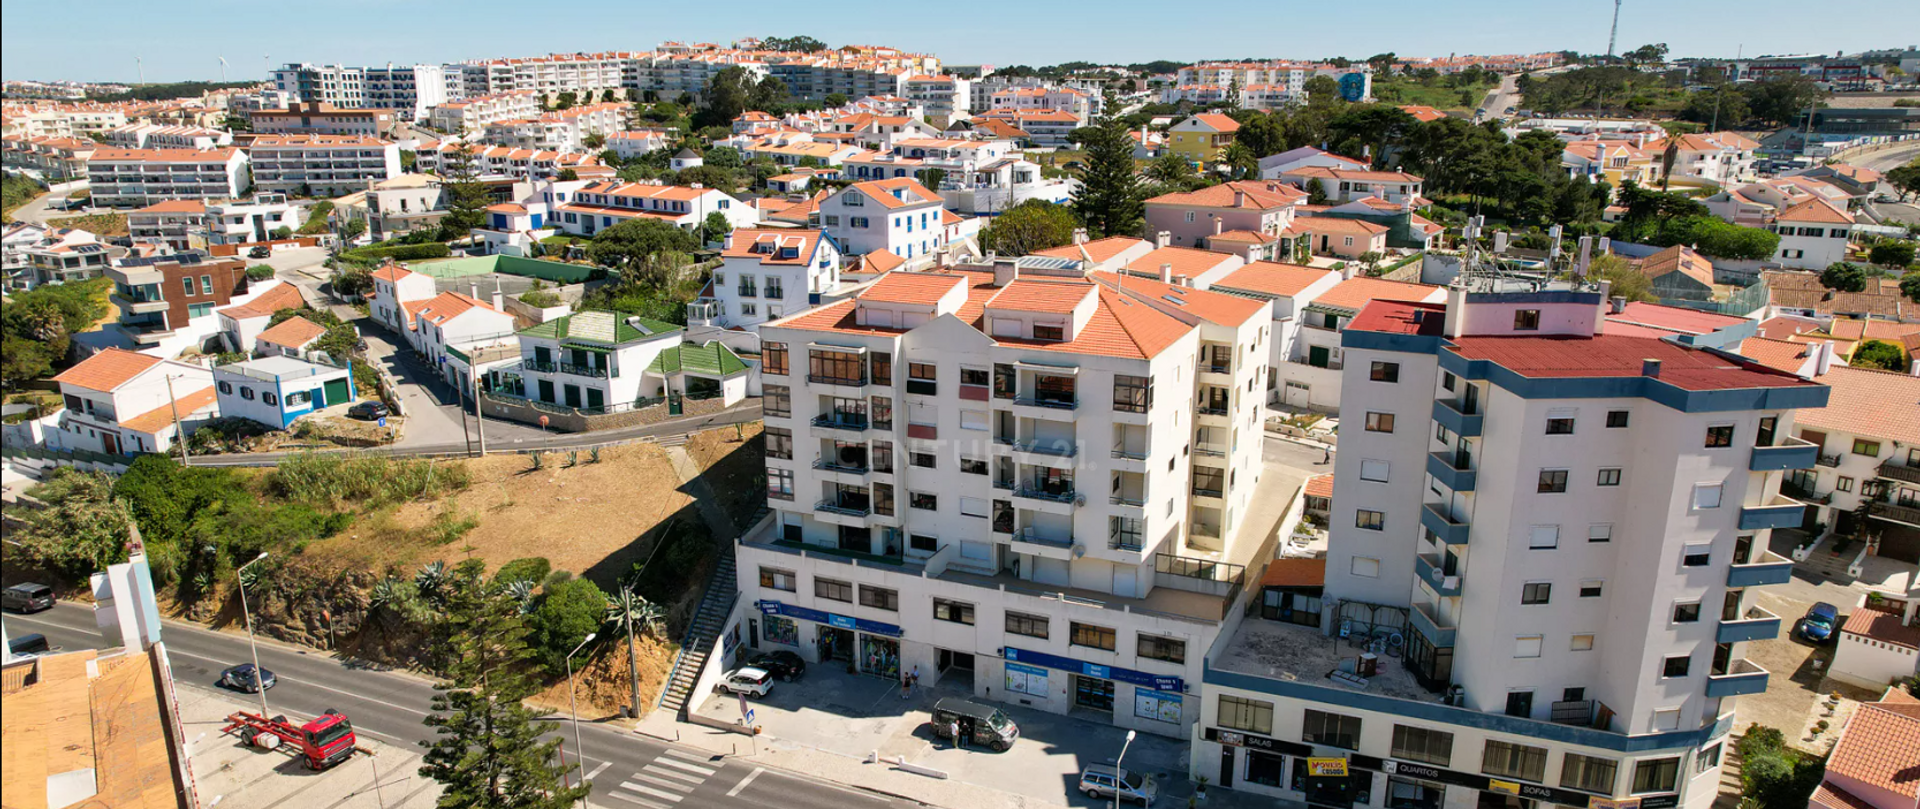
left=1830, top=623, right=1920, bottom=689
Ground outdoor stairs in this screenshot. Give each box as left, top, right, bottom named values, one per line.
left=656, top=545, right=738, bottom=717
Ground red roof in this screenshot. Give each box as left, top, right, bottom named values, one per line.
left=1736, top=337, right=1814, bottom=373
left=1822, top=701, right=1920, bottom=801
left=1304, top=474, right=1334, bottom=499
left=121, top=387, right=216, bottom=434
left=257, top=316, right=329, bottom=350
left=1446, top=335, right=1821, bottom=392
left=1605, top=301, right=1746, bottom=336
left=52, top=348, right=162, bottom=393
left=218, top=281, right=305, bottom=319
left=1186, top=113, right=1242, bottom=133
left=1350, top=300, right=1447, bottom=337
left=986, top=279, right=1097, bottom=314
left=1778, top=197, right=1854, bottom=225
left=1260, top=558, right=1326, bottom=588
left=1215, top=262, right=1337, bottom=298
left=1091, top=272, right=1268, bottom=327
left=1841, top=608, right=1920, bottom=650
left=858, top=272, right=967, bottom=305
left=1313, top=277, right=1441, bottom=311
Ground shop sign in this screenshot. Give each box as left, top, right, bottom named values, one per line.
left=1588, top=798, right=1641, bottom=809
left=1203, top=727, right=1312, bottom=756
left=756, top=600, right=903, bottom=637
left=1382, top=761, right=1597, bottom=809
left=1637, top=795, right=1680, bottom=809
left=827, top=614, right=858, bottom=630
left=1488, top=780, right=1522, bottom=796
left=1309, top=758, right=1350, bottom=777
left=1003, top=647, right=1184, bottom=692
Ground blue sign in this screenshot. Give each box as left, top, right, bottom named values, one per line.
left=1004, top=647, right=1184, bottom=693
left=758, top=600, right=903, bottom=638
left=1337, top=73, right=1368, bottom=102
left=828, top=614, right=858, bottom=630
left=377, top=417, right=388, bottom=428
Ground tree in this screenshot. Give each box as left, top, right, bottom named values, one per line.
left=915, top=168, right=947, bottom=191
left=1588, top=253, right=1656, bottom=302
left=1303, top=75, right=1341, bottom=103
left=1820, top=262, right=1871, bottom=293
left=605, top=584, right=664, bottom=717
left=1624, top=43, right=1669, bottom=68
left=700, top=211, right=733, bottom=245
left=1869, top=240, right=1915, bottom=270
left=420, top=561, right=589, bottom=809
left=1903, top=271, right=1920, bottom=305
left=437, top=147, right=491, bottom=239
left=13, top=469, right=134, bottom=579
left=527, top=577, right=607, bottom=676
left=1, top=278, right=110, bottom=389
left=582, top=133, right=606, bottom=150
left=1069, top=99, right=1145, bottom=239
left=1889, top=160, right=1920, bottom=202
left=1744, top=76, right=1824, bottom=128
left=703, top=146, right=743, bottom=169
left=761, top=35, right=827, bottom=53
left=1854, top=340, right=1908, bottom=372
left=750, top=75, right=790, bottom=112
left=555, top=91, right=578, bottom=110
left=1144, top=152, right=1202, bottom=192
left=587, top=218, right=700, bottom=270
left=696, top=67, right=756, bottom=129
left=1657, top=138, right=1680, bottom=192
left=979, top=200, right=1080, bottom=256
left=673, top=165, right=737, bottom=191
left=1357, top=251, right=1385, bottom=276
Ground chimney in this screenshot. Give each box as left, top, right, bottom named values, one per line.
left=1159, top=263, right=1173, bottom=284
left=1155, top=230, right=1171, bottom=249
left=1233, top=189, right=1247, bottom=208
left=1214, top=217, right=1224, bottom=236
left=1814, top=341, right=1836, bottom=376
left=993, top=257, right=1017, bottom=287
left=1642, top=358, right=1662, bottom=378
left=1610, top=296, right=1627, bottom=314
left=1072, top=227, right=1088, bottom=245
left=470, top=280, right=480, bottom=300
left=493, top=278, right=504, bottom=312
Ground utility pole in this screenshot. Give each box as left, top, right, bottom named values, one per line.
left=472, top=365, right=488, bottom=456
left=1606, top=0, right=1623, bottom=61
left=164, top=374, right=190, bottom=467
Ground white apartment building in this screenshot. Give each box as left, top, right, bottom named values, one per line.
left=691, top=228, right=844, bottom=331
left=429, top=91, right=543, bottom=135
left=552, top=179, right=755, bottom=237
left=490, top=310, right=683, bottom=413
left=902, top=75, right=971, bottom=124
left=1221, top=271, right=1442, bottom=413
left=49, top=348, right=217, bottom=456
left=127, top=200, right=209, bottom=251
left=735, top=259, right=1271, bottom=737
left=104, top=124, right=231, bottom=150
left=247, top=134, right=402, bottom=197
left=819, top=178, right=951, bottom=266
left=1276, top=167, right=1427, bottom=207
left=969, top=79, right=1102, bottom=119
left=1642, top=132, right=1759, bottom=188
left=1780, top=363, right=1920, bottom=564
left=273, top=63, right=368, bottom=108
left=1193, top=277, right=1829, bottom=809
left=604, top=129, right=674, bottom=160
left=479, top=102, right=630, bottom=152
left=198, top=196, right=306, bottom=246
left=86, top=147, right=250, bottom=208
left=411, top=142, right=604, bottom=181
left=248, top=102, right=397, bottom=137
left=1769, top=199, right=1854, bottom=271
left=363, top=64, right=450, bottom=121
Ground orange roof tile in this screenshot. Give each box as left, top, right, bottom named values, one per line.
left=257, top=316, right=328, bottom=349
left=846, top=177, right=942, bottom=209
left=132, top=199, right=206, bottom=214
left=1736, top=337, right=1815, bottom=373
left=1260, top=558, right=1326, bottom=588
left=723, top=229, right=824, bottom=265
left=1033, top=236, right=1149, bottom=264
left=219, top=282, right=305, bottom=320
left=1312, top=277, right=1442, bottom=311
left=1778, top=197, right=1854, bottom=225
left=1823, top=702, right=1920, bottom=800
left=1304, top=474, right=1334, bottom=499
left=370, top=263, right=419, bottom=283
left=51, top=348, right=162, bottom=393
left=858, top=271, right=967, bottom=305
left=120, top=387, right=216, bottom=434
left=1147, top=180, right=1305, bottom=210
left=1186, top=113, right=1242, bottom=133
left=1214, top=261, right=1338, bottom=298
left=1289, top=216, right=1389, bottom=238
left=853, top=249, right=905, bottom=274
left=986, top=278, right=1097, bottom=314
left=1123, top=246, right=1236, bottom=279
left=1841, top=608, right=1920, bottom=650
left=1798, top=365, right=1920, bottom=446
left=414, top=292, right=500, bottom=326
left=1092, top=271, right=1267, bottom=327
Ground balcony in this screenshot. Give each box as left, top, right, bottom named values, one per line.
left=996, top=438, right=1078, bottom=466
left=1409, top=602, right=1455, bottom=647
left=1739, top=496, right=1806, bottom=530
left=811, top=458, right=869, bottom=476
left=1420, top=504, right=1470, bottom=545
left=1426, top=451, right=1477, bottom=492
left=558, top=362, right=609, bottom=379
left=1717, top=605, right=1782, bottom=644
left=1191, top=483, right=1224, bottom=500
left=1878, top=461, right=1920, bottom=486
left=1011, top=396, right=1078, bottom=421
left=1815, top=453, right=1842, bottom=468
left=111, top=292, right=168, bottom=314
left=1868, top=499, right=1920, bottom=528
left=1194, top=443, right=1227, bottom=458
left=1704, top=659, right=1770, bottom=698
left=1011, top=527, right=1077, bottom=560
left=1750, top=437, right=1819, bottom=472
left=807, top=374, right=867, bottom=388
left=1110, top=444, right=1149, bottom=464
left=1014, top=485, right=1084, bottom=508
left=813, top=498, right=872, bottom=518
left=1781, top=479, right=1832, bottom=506
left=1110, top=493, right=1146, bottom=507
left=1727, top=549, right=1794, bottom=587
left=1108, top=524, right=1145, bottom=552
left=810, top=414, right=870, bottom=433
left=1415, top=554, right=1462, bottom=597
left=1430, top=398, right=1483, bottom=438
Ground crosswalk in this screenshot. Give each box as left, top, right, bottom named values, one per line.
left=605, top=748, right=723, bottom=808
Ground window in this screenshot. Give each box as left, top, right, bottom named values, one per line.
left=959, top=457, right=987, bottom=475
left=1435, top=423, right=1453, bottom=445
left=1695, top=745, right=1722, bottom=775
left=200, top=275, right=213, bottom=297
left=1033, top=324, right=1064, bottom=342
left=871, top=441, right=894, bottom=473
left=1607, top=410, right=1630, bottom=428
left=1359, top=459, right=1390, bottom=483
left=1529, top=525, right=1560, bottom=549
left=1661, top=655, right=1690, bottom=678
left=1853, top=439, right=1882, bottom=457
left=871, top=396, right=893, bottom=429
left=1562, top=753, right=1619, bottom=793
left=1682, top=544, right=1711, bottom=567
left=1522, top=582, right=1552, bottom=605
left=1070, top=622, right=1116, bottom=651
left=959, top=367, right=990, bottom=388
left=910, top=491, right=937, bottom=511
left=1537, top=469, right=1568, bottom=493
left=765, top=427, right=792, bottom=460
left=1302, top=710, right=1362, bottom=750
left=1571, top=634, right=1595, bottom=651
left=808, top=349, right=863, bottom=384
left=1589, top=524, right=1613, bottom=543
left=1483, top=740, right=1548, bottom=781
left=240, top=386, right=256, bottom=401
left=1391, top=725, right=1453, bottom=766
left=906, top=362, right=937, bottom=395
left=1356, top=510, right=1385, bottom=531
left=909, top=451, right=936, bottom=469
left=870, top=352, right=892, bottom=385
left=287, top=391, right=310, bottom=406
left=1351, top=556, right=1380, bottom=577
left=182, top=277, right=195, bottom=296
left=1113, top=375, right=1151, bottom=413
left=858, top=585, right=898, bottom=611
left=767, top=468, right=794, bottom=500
left=217, top=381, right=233, bottom=394
left=1137, top=634, right=1185, bottom=664
left=1632, top=758, right=1680, bottom=794
left=959, top=497, right=988, bottom=518
left=815, top=577, right=852, bottom=602
left=933, top=599, right=975, bottom=625
left=1005, top=611, right=1049, bottom=639
left=1580, top=580, right=1604, bottom=598
left=1514, top=309, right=1541, bottom=331
left=1514, top=635, right=1543, bottom=658
left=759, top=567, right=797, bottom=592
left=1597, top=468, right=1622, bottom=487
left=909, top=534, right=936, bottom=552
left=1217, top=695, right=1273, bottom=735
left=1672, top=602, right=1701, bottom=623
left=1837, top=476, right=1854, bottom=493
left=1546, top=416, right=1575, bottom=435
left=1441, top=371, right=1457, bottom=391
left=763, top=341, right=789, bottom=375
left=1370, top=361, right=1399, bottom=383
left=1704, top=424, right=1734, bottom=448
left=763, top=384, right=790, bottom=418
left=1692, top=483, right=1723, bottom=510
left=263, top=392, right=279, bottom=406
left=1365, top=412, right=1395, bottom=433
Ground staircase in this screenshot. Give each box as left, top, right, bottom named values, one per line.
left=655, top=547, right=738, bottom=717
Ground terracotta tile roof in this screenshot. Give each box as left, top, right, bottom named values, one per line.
left=1260, top=557, right=1327, bottom=588
left=1033, top=236, right=1149, bottom=263
left=257, top=316, right=328, bottom=350
left=1736, top=337, right=1815, bottom=373
left=1123, top=246, right=1236, bottom=279
left=852, top=249, right=905, bottom=274
left=1757, top=316, right=1823, bottom=340
left=1284, top=166, right=1424, bottom=183
left=1288, top=216, right=1389, bottom=238
left=1214, top=261, right=1338, bottom=299
left=723, top=228, right=823, bottom=265
left=1350, top=300, right=1448, bottom=337
left=51, top=348, right=162, bottom=393
left=1799, top=364, right=1920, bottom=448
left=986, top=278, right=1097, bottom=314
left=1312, top=277, right=1441, bottom=311
left=133, top=199, right=206, bottom=214
left=846, top=177, right=942, bottom=209
left=415, top=292, right=500, bottom=326
left=1304, top=474, right=1334, bottom=499
left=1826, top=317, right=1920, bottom=343
left=1778, top=197, right=1854, bottom=224
left=858, top=271, right=967, bottom=305
left=1400, top=105, right=1447, bottom=122
left=370, top=263, right=418, bottom=283
left=1446, top=335, right=1822, bottom=392
left=1186, top=113, right=1242, bottom=133
left=120, top=386, right=216, bottom=434
left=218, top=282, right=306, bottom=320
left=1764, top=271, right=1908, bottom=319
left=1637, top=245, right=1715, bottom=287
left=1822, top=701, right=1920, bottom=800
left=1091, top=271, right=1268, bottom=327
left=1146, top=180, right=1305, bottom=210
left=1841, top=608, right=1920, bottom=650
left=1208, top=229, right=1278, bottom=244
left=1809, top=783, right=1878, bottom=809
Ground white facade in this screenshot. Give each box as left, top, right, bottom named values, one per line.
left=213, top=355, right=356, bottom=430
left=697, top=228, right=844, bottom=331
left=495, top=310, right=681, bottom=413
left=50, top=349, right=216, bottom=455
left=819, top=178, right=950, bottom=266
left=86, top=148, right=250, bottom=208
left=1769, top=203, right=1853, bottom=271
left=247, top=135, right=402, bottom=197
left=363, top=64, right=450, bottom=121
left=428, top=91, right=543, bottom=135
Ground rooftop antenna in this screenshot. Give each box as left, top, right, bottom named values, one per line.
left=1606, top=0, right=1623, bottom=61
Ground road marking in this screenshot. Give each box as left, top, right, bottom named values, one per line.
left=617, top=781, right=686, bottom=802
left=659, top=748, right=712, bottom=763
left=164, top=647, right=429, bottom=718
left=726, top=767, right=764, bottom=797
left=605, top=793, right=672, bottom=809
left=629, top=774, right=693, bottom=793
left=649, top=757, right=716, bottom=776
left=586, top=762, right=612, bottom=781
left=641, top=765, right=705, bottom=784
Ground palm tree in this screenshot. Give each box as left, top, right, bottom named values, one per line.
left=1222, top=142, right=1259, bottom=180
left=1658, top=138, right=1680, bottom=192
left=605, top=585, right=665, bottom=716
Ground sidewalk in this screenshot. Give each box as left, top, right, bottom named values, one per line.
left=177, top=684, right=441, bottom=809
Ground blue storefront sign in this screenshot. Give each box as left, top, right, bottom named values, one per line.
left=756, top=599, right=903, bottom=638
left=1004, top=647, right=1184, bottom=692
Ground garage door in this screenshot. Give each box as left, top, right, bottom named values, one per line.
left=323, top=378, right=350, bottom=407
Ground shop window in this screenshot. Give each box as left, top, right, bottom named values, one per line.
left=1301, top=709, right=1360, bottom=750
left=759, top=567, right=796, bottom=592
left=1390, top=724, right=1453, bottom=766
left=1005, top=612, right=1049, bottom=639
left=1482, top=739, right=1548, bottom=781
left=1245, top=751, right=1286, bottom=787
left=1217, top=695, right=1272, bottom=735
left=1561, top=753, right=1618, bottom=793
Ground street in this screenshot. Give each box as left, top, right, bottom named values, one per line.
left=5, top=603, right=924, bottom=809
left=1850, top=141, right=1920, bottom=226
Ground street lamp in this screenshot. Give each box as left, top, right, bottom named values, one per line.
left=237, top=552, right=272, bottom=718
left=1113, top=729, right=1137, bottom=809
left=566, top=632, right=597, bottom=808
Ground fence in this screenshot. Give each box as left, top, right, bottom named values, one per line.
left=1, top=444, right=137, bottom=473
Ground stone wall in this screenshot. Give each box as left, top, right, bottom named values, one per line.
left=480, top=393, right=732, bottom=433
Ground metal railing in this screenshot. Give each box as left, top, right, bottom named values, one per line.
left=813, top=499, right=872, bottom=517
left=807, top=374, right=867, bottom=386
left=1109, top=493, right=1146, bottom=507
left=812, top=458, right=870, bottom=475
left=810, top=414, right=870, bottom=431
left=1111, top=445, right=1148, bottom=461
left=998, top=437, right=1078, bottom=457
left=559, top=362, right=608, bottom=378
left=1198, top=405, right=1230, bottom=416
left=1013, top=396, right=1078, bottom=410
left=1012, top=527, right=1074, bottom=548
left=1014, top=485, right=1083, bottom=505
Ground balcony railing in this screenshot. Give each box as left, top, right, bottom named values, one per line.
left=1420, top=504, right=1470, bottom=545
left=1416, top=554, right=1462, bottom=597
left=1705, top=659, right=1769, bottom=698
left=1195, top=444, right=1227, bottom=458
left=1015, top=485, right=1083, bottom=506
left=1197, top=405, right=1230, bottom=416
left=807, top=374, right=867, bottom=387
left=1013, top=396, right=1078, bottom=411
left=810, top=414, right=870, bottom=431
left=1781, top=479, right=1832, bottom=505
left=812, top=458, right=870, bottom=475
left=1012, top=527, right=1074, bottom=549
left=559, top=362, right=609, bottom=378
left=1877, top=461, right=1920, bottom=486
left=1192, top=484, right=1224, bottom=499
left=1750, top=437, right=1819, bottom=472
left=1111, top=445, right=1149, bottom=461
left=1717, top=605, right=1782, bottom=644
left=1110, top=493, right=1146, bottom=507
left=1868, top=499, right=1920, bottom=527
left=522, top=359, right=558, bottom=373
left=1815, top=453, right=1842, bottom=468
left=1203, top=363, right=1231, bottom=374
left=998, top=438, right=1078, bottom=458
left=1727, top=549, right=1794, bottom=587
left=813, top=499, right=872, bottom=518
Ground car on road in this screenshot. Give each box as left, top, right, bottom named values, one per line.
left=1079, top=764, right=1157, bottom=805
left=931, top=698, right=1019, bottom=751
left=248, top=246, right=272, bottom=259
left=347, top=401, right=390, bottom=421
left=745, top=650, right=806, bottom=681
left=2, top=582, right=56, bottom=613
left=1799, top=602, right=1840, bottom=643
left=7, top=633, right=53, bottom=658
left=715, top=666, right=773, bottom=698
left=221, top=663, right=278, bottom=692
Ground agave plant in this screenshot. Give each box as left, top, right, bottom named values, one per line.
left=588, top=447, right=602, bottom=464
left=503, top=579, right=534, bottom=614
left=606, top=585, right=666, bottom=715
left=528, top=453, right=545, bottom=471
left=414, top=561, right=448, bottom=609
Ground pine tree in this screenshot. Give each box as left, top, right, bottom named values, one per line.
left=419, top=560, right=589, bottom=809
left=1069, top=95, right=1145, bottom=239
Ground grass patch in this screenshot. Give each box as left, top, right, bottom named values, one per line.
left=49, top=212, right=129, bottom=237
left=267, top=452, right=472, bottom=509
left=1372, top=75, right=1499, bottom=111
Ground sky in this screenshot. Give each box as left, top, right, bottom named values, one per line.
left=3, top=0, right=1916, bottom=84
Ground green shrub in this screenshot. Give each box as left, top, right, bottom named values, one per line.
left=267, top=452, right=470, bottom=507
left=246, top=264, right=276, bottom=281
left=494, top=558, right=553, bottom=588
left=527, top=577, right=609, bottom=676
left=343, top=242, right=452, bottom=262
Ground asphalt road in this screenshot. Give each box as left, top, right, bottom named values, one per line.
left=4, top=603, right=922, bottom=809
left=1850, top=142, right=1920, bottom=225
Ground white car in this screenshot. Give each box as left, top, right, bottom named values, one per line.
left=715, top=667, right=773, bottom=698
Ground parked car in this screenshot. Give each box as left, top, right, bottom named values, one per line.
left=220, top=663, right=278, bottom=693
left=930, top=698, right=1019, bottom=751
left=7, top=633, right=53, bottom=658
left=3, top=582, right=56, bottom=613
left=248, top=246, right=272, bottom=259
left=745, top=651, right=806, bottom=681
left=1079, top=764, right=1157, bottom=805
left=715, top=667, right=773, bottom=698
left=347, top=401, right=390, bottom=421
left=1799, top=602, right=1840, bottom=642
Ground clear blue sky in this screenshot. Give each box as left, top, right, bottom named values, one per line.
left=4, top=0, right=1914, bottom=83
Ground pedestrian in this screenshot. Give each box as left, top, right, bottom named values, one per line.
left=901, top=672, right=910, bottom=700
left=1321, top=446, right=1332, bottom=465
left=949, top=720, right=961, bottom=748
left=911, top=665, right=920, bottom=691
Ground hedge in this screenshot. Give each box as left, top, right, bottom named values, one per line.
left=343, top=243, right=453, bottom=262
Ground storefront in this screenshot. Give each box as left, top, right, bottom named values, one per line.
left=1003, top=646, right=1186, bottom=725
left=755, top=600, right=904, bottom=678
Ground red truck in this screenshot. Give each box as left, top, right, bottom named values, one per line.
left=223, top=709, right=359, bottom=770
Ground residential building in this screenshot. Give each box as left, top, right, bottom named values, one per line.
left=361, top=174, right=445, bottom=240
left=1830, top=605, right=1920, bottom=694
left=215, top=281, right=308, bottom=355
left=0, top=134, right=97, bottom=180
left=474, top=199, right=555, bottom=256
left=1762, top=271, right=1914, bottom=324
left=23, top=230, right=114, bottom=286
left=254, top=314, right=329, bottom=361
left=49, top=348, right=217, bottom=455
left=604, top=129, right=674, bottom=160
left=1260, top=147, right=1370, bottom=180
left=1031, top=235, right=1157, bottom=274
left=1781, top=363, right=1920, bottom=565
left=369, top=262, right=439, bottom=335
left=1275, top=167, right=1425, bottom=207
left=1290, top=216, right=1391, bottom=260
left=247, top=134, right=402, bottom=196
left=249, top=102, right=398, bottom=137
left=971, top=109, right=1082, bottom=148
left=737, top=260, right=1271, bottom=738
left=818, top=178, right=951, bottom=266
left=1121, top=245, right=1248, bottom=289
left=1167, top=113, right=1241, bottom=165
left=982, top=83, right=1097, bottom=119
left=86, top=147, right=250, bottom=208
left=1196, top=277, right=1828, bottom=809
left=128, top=200, right=209, bottom=251
left=103, top=123, right=231, bottom=150
left=1641, top=132, right=1759, bottom=187
left=405, top=288, right=519, bottom=389
left=1145, top=181, right=1306, bottom=251
left=1769, top=198, right=1854, bottom=270
left=1633, top=245, right=1717, bottom=303
left=552, top=179, right=755, bottom=237
left=902, top=75, right=971, bottom=125
left=196, top=196, right=307, bottom=247
left=213, top=355, right=358, bottom=430
left=107, top=253, right=251, bottom=353
left=1805, top=688, right=1920, bottom=809
left=1560, top=140, right=1662, bottom=189
left=362, top=64, right=450, bottom=121
left=1785, top=164, right=1885, bottom=203
left=1703, top=176, right=1851, bottom=229
left=429, top=91, right=543, bottom=134
left=692, top=228, right=844, bottom=331
left=411, top=142, right=605, bottom=181
left=480, top=102, right=631, bottom=152
left=1209, top=260, right=1343, bottom=409
left=272, top=63, right=369, bottom=108
left=490, top=310, right=683, bottom=413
